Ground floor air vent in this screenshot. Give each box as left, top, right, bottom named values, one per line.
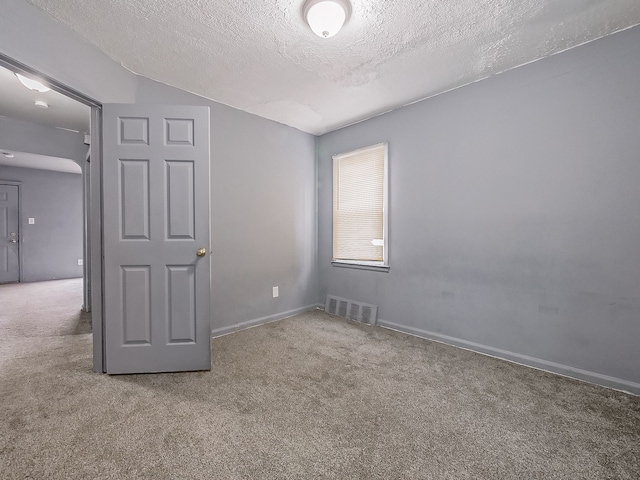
left=325, top=295, right=378, bottom=326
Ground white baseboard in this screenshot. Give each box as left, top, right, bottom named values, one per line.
left=211, top=304, right=321, bottom=338
left=377, top=319, right=640, bottom=396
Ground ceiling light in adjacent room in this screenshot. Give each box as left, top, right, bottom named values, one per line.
left=303, top=0, right=350, bottom=38
left=35, top=100, right=49, bottom=109
left=15, top=73, right=51, bottom=93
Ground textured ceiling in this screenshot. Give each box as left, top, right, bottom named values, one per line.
left=25, top=0, right=640, bottom=135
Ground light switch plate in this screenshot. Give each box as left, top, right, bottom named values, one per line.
left=28, top=217, right=35, bottom=224
left=77, top=259, right=83, bottom=266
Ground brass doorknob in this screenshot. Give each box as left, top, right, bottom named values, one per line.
left=196, top=247, right=207, bottom=257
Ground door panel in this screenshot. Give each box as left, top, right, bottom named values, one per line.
left=121, top=265, right=152, bottom=345
left=0, top=184, right=19, bottom=284
left=166, top=161, right=195, bottom=239
left=120, top=160, right=150, bottom=240
left=167, top=265, right=196, bottom=343
left=103, top=104, right=211, bottom=374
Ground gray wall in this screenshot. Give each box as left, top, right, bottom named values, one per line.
left=0, top=116, right=88, bottom=167
left=135, top=78, right=318, bottom=334
left=317, top=26, right=640, bottom=392
left=0, top=0, right=137, bottom=104
left=0, top=166, right=83, bottom=282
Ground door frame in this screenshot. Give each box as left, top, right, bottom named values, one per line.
left=0, top=53, right=105, bottom=372
left=0, top=181, right=23, bottom=283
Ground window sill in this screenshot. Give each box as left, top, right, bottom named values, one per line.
left=331, top=261, right=390, bottom=273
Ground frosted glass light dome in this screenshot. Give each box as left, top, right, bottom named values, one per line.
left=304, top=0, right=350, bottom=38
left=15, top=73, right=50, bottom=93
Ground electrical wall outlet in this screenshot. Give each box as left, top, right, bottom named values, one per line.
left=77, top=259, right=83, bottom=266
left=273, top=286, right=279, bottom=298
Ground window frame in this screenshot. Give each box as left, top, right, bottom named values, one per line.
left=331, top=142, right=389, bottom=273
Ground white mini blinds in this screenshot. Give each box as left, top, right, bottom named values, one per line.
left=332, top=143, right=388, bottom=267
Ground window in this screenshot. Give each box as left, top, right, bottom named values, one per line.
left=332, top=143, right=389, bottom=271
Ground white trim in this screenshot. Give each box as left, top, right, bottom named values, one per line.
left=211, top=304, right=321, bottom=338
left=332, top=142, right=387, bottom=161
left=331, top=261, right=389, bottom=272
left=382, top=142, right=389, bottom=267
left=377, top=319, right=640, bottom=396
left=90, top=106, right=103, bottom=373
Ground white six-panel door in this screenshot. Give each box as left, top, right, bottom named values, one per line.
left=102, top=104, right=211, bottom=374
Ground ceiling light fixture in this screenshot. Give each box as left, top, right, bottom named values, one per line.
left=15, top=73, right=51, bottom=93
left=35, top=100, right=49, bottom=109
left=3, top=152, right=15, bottom=158
left=303, top=0, right=350, bottom=38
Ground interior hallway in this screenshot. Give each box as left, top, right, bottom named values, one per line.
left=0, top=278, right=90, bottom=338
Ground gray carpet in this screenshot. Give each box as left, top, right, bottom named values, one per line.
left=1, top=280, right=639, bottom=479
left=0, top=278, right=91, bottom=338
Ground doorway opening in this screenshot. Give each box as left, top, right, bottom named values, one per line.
left=0, top=55, right=103, bottom=371
left=0, top=158, right=84, bottom=285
